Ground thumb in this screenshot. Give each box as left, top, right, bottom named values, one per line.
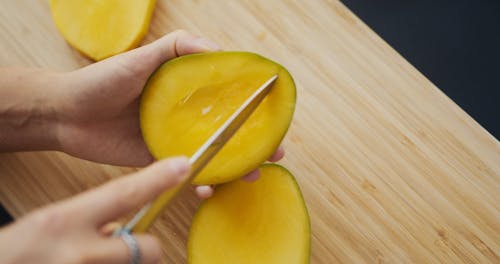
left=145, top=29, right=221, bottom=62
left=108, top=30, right=220, bottom=77
left=72, top=30, right=220, bottom=87
left=69, top=156, right=190, bottom=226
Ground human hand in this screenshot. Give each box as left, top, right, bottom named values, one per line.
left=52, top=30, right=284, bottom=198
left=55, top=30, right=221, bottom=167
left=0, top=157, right=190, bottom=264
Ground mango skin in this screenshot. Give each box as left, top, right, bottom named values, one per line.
left=187, top=164, right=310, bottom=264
left=49, top=0, right=156, bottom=60
left=140, top=51, right=296, bottom=185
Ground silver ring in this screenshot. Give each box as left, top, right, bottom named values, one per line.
left=119, top=230, right=141, bottom=264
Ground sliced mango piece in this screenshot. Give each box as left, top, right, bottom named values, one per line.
left=140, top=52, right=296, bottom=185
left=49, top=0, right=156, bottom=60
left=188, top=164, right=310, bottom=264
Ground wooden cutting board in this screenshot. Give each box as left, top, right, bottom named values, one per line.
left=0, top=1, right=498, bottom=263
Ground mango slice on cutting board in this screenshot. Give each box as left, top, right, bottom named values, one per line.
left=188, top=164, right=310, bottom=263
left=49, top=0, right=156, bottom=60
left=140, top=51, right=296, bottom=185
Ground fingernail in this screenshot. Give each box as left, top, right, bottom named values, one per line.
left=169, top=156, right=190, bottom=177
left=195, top=185, right=214, bottom=199
left=194, top=37, right=221, bottom=51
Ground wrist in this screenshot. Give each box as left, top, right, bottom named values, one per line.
left=0, top=68, right=65, bottom=152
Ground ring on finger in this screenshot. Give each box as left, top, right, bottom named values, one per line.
left=118, top=230, right=141, bottom=264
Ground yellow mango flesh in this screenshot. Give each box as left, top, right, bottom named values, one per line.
left=188, top=164, right=310, bottom=263
left=140, top=52, right=296, bottom=184
left=49, top=0, right=155, bottom=60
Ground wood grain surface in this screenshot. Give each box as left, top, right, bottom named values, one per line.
left=1, top=1, right=499, bottom=263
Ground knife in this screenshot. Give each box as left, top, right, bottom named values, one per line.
left=114, top=74, right=278, bottom=234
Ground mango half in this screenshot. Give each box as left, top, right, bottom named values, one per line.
left=140, top=52, right=296, bottom=185
left=188, top=164, right=311, bottom=263
left=49, top=0, right=156, bottom=60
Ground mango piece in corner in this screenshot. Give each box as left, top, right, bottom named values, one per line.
left=49, top=0, right=156, bottom=60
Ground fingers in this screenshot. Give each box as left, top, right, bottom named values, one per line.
left=268, top=145, right=285, bottom=162
left=93, top=234, right=162, bottom=264
left=69, top=157, right=190, bottom=226
left=242, top=169, right=261, bottom=182
left=195, top=185, right=214, bottom=199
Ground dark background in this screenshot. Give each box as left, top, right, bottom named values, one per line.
left=0, top=206, right=10, bottom=226
left=1, top=0, right=499, bottom=226
left=342, top=0, right=500, bottom=138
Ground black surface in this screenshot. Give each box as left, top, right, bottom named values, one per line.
left=0, top=204, right=13, bottom=226
left=342, top=0, right=500, bottom=138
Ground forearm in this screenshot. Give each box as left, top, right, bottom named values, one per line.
left=0, top=68, right=63, bottom=152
